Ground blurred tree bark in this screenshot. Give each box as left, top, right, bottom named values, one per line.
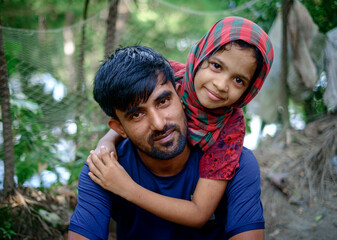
left=105, top=0, right=120, bottom=55
left=75, top=0, right=90, bottom=153
left=280, top=0, right=294, bottom=129
left=0, top=19, right=16, bottom=196
left=64, top=12, right=77, bottom=92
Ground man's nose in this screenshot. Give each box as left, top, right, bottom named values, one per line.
left=149, top=110, right=166, bottom=131
left=213, top=76, right=229, bottom=92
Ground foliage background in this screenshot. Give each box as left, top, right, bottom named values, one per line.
left=0, top=0, right=336, bottom=191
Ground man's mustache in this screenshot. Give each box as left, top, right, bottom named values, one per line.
left=149, top=124, right=178, bottom=142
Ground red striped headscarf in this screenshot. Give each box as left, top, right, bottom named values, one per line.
left=170, top=16, right=274, bottom=151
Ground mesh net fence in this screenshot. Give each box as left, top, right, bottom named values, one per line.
left=0, top=0, right=273, bottom=186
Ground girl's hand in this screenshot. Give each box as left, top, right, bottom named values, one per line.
left=94, top=129, right=122, bottom=160
left=87, top=147, right=135, bottom=198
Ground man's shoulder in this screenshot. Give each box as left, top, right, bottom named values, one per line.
left=114, top=139, right=140, bottom=170
left=190, top=145, right=203, bottom=158
left=239, top=147, right=258, bottom=167
left=231, top=147, right=260, bottom=184
left=224, top=146, right=264, bottom=237
left=116, top=138, right=136, bottom=158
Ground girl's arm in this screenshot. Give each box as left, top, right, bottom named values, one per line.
left=129, top=177, right=227, bottom=228
left=94, top=129, right=122, bottom=154
left=88, top=147, right=227, bottom=228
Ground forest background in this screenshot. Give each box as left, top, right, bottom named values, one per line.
left=0, top=0, right=336, bottom=239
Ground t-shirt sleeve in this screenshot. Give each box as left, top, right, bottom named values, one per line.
left=223, top=147, right=265, bottom=238
left=69, top=163, right=113, bottom=240
left=199, top=108, right=245, bottom=180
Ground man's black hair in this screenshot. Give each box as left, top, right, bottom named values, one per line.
left=93, top=45, right=175, bottom=119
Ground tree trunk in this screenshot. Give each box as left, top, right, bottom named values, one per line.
left=63, top=12, right=77, bottom=92
left=105, top=0, right=120, bottom=56
left=0, top=19, right=16, bottom=195
left=77, top=0, right=89, bottom=97
left=74, top=0, right=90, bottom=155
left=280, top=0, right=293, bottom=129
left=38, top=15, right=47, bottom=43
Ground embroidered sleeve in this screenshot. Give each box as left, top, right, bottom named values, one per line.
left=199, top=108, right=245, bottom=180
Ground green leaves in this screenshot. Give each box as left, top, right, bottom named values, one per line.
left=11, top=96, right=61, bottom=185
left=0, top=222, right=17, bottom=240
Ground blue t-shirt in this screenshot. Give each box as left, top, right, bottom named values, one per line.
left=69, top=139, right=264, bottom=240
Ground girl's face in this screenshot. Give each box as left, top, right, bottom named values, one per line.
left=194, top=43, right=257, bottom=109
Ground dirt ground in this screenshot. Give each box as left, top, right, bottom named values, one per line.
left=256, top=114, right=337, bottom=240
left=1, top=114, right=336, bottom=239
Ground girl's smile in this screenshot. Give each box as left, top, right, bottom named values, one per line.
left=194, top=42, right=257, bottom=109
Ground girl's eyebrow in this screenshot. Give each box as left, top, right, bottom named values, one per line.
left=209, top=55, right=251, bottom=82
left=236, top=74, right=251, bottom=83
left=209, top=56, right=228, bottom=70
left=209, top=55, right=223, bottom=64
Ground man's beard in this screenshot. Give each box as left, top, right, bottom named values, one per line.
left=138, top=123, right=187, bottom=160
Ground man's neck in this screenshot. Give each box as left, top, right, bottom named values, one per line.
left=137, top=144, right=191, bottom=177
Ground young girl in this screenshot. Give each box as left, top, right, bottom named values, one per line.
left=88, top=16, right=274, bottom=228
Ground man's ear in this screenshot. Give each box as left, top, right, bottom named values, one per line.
left=175, top=83, right=185, bottom=110
left=108, top=118, right=127, bottom=138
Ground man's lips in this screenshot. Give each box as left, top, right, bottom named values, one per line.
left=152, top=129, right=175, bottom=143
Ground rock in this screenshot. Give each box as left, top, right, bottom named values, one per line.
left=38, top=209, right=61, bottom=228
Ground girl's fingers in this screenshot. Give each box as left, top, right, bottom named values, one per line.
left=87, top=155, right=97, bottom=174
left=101, top=148, right=112, bottom=165
left=100, top=146, right=117, bottom=165
left=88, top=153, right=104, bottom=176
left=92, top=152, right=105, bottom=167
left=110, top=152, right=118, bottom=162
left=88, top=172, right=101, bottom=185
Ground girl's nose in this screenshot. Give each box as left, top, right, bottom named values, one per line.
left=213, top=76, right=229, bottom=92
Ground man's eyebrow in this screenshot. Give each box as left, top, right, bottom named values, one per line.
left=124, top=106, right=141, bottom=118
left=123, top=90, right=172, bottom=117
left=154, top=90, right=172, bottom=102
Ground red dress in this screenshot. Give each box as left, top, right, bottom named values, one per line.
left=199, top=108, right=245, bottom=180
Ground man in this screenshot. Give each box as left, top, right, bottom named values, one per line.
left=68, top=45, right=265, bottom=240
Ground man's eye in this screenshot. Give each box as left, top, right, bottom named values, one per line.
left=131, top=112, right=142, bottom=119
left=159, top=98, right=169, bottom=106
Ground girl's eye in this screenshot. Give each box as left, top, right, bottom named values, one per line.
left=211, top=62, right=221, bottom=70
left=234, top=77, right=244, bottom=86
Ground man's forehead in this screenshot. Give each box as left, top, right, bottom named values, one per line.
left=152, top=77, right=175, bottom=93
left=138, top=79, right=175, bottom=105
left=117, top=78, right=176, bottom=117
